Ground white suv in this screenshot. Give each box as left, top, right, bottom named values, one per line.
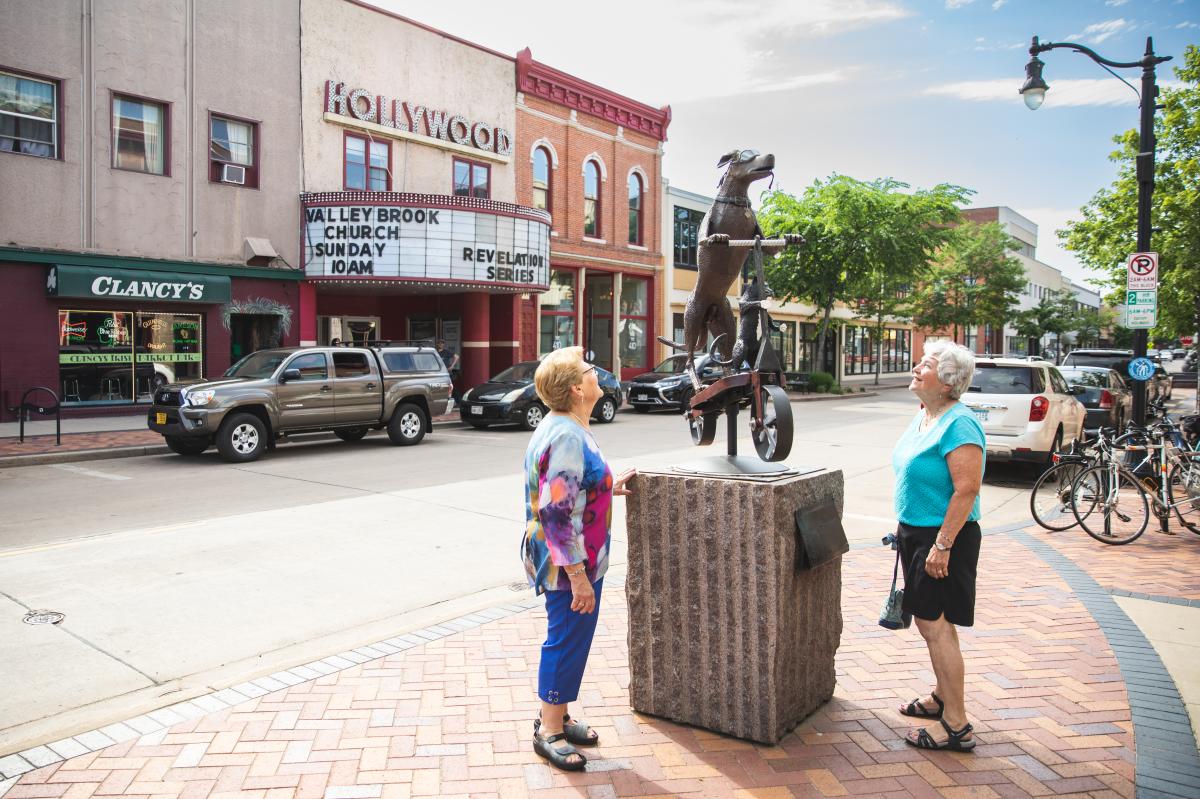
left=963, top=358, right=1086, bottom=468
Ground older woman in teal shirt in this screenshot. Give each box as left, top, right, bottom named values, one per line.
left=892, top=340, right=984, bottom=753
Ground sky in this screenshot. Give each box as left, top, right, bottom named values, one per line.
left=373, top=0, right=1199, bottom=289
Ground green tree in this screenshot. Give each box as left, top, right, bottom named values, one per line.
left=1011, top=308, right=1043, bottom=356
left=1073, top=306, right=1109, bottom=349
left=1061, top=44, right=1200, bottom=339
left=1009, top=291, right=1078, bottom=360
left=911, top=222, right=1026, bottom=346
left=758, top=175, right=970, bottom=376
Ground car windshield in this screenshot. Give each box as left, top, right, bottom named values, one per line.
left=224, top=351, right=288, bottom=378
left=1060, top=369, right=1108, bottom=388
left=969, top=365, right=1043, bottom=394
left=1064, top=353, right=1130, bottom=370
left=493, top=362, right=539, bottom=382
left=652, top=356, right=689, bottom=374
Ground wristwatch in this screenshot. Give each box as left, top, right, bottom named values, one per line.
left=934, top=536, right=952, bottom=552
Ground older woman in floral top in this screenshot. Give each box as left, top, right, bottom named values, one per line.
left=522, top=347, right=635, bottom=772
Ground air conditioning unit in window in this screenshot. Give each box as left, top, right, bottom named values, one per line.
left=221, top=164, right=246, bottom=185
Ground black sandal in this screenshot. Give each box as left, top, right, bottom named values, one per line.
left=905, top=718, right=976, bottom=752
left=899, top=692, right=944, bottom=719
left=534, top=714, right=600, bottom=747
left=533, top=732, right=587, bottom=771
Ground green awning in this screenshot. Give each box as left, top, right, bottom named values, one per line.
left=46, top=264, right=232, bottom=304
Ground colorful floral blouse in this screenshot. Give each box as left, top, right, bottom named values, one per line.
left=522, top=415, right=613, bottom=593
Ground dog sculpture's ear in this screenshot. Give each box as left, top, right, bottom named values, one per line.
left=716, top=150, right=738, bottom=168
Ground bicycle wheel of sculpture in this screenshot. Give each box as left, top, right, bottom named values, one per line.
left=752, top=384, right=793, bottom=462
left=690, top=412, right=717, bottom=446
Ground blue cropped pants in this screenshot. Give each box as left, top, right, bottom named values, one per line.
left=538, top=579, right=603, bottom=705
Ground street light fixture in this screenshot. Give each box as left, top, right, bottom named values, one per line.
left=1018, top=34, right=1172, bottom=426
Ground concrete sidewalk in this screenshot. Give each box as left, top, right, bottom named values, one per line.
left=2, top=521, right=1197, bottom=798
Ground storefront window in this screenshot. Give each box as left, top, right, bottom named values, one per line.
left=844, top=325, right=910, bottom=376
left=58, top=310, right=203, bottom=404
left=768, top=322, right=796, bottom=371
left=618, top=276, right=649, bottom=372
left=797, top=323, right=836, bottom=375
left=539, top=269, right=576, bottom=353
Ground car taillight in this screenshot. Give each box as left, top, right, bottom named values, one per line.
left=1029, top=396, right=1049, bottom=422
left=1099, top=389, right=1113, bottom=410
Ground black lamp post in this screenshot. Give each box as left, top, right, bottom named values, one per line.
left=1019, top=35, right=1172, bottom=426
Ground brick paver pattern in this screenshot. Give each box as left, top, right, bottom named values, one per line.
left=1037, top=525, right=1200, bottom=601
left=5, top=531, right=1141, bottom=798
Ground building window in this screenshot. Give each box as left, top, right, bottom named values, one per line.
left=209, top=114, right=258, bottom=187
left=58, top=310, right=202, bottom=405
left=673, top=206, right=704, bottom=269
left=112, top=95, right=168, bottom=175
left=453, top=158, right=490, bottom=199
left=539, top=269, right=576, bottom=354
left=627, top=173, right=643, bottom=245
left=843, top=326, right=911, bottom=376
left=583, top=160, right=601, bottom=237
left=0, top=70, right=58, bottom=158
left=768, top=323, right=796, bottom=371
left=344, top=133, right=389, bottom=191
left=532, top=146, right=551, bottom=213
left=798, top=323, right=836, bottom=375
left=618, top=276, right=649, bottom=372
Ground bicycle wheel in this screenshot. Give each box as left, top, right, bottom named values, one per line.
left=1168, top=458, right=1200, bottom=535
left=1030, top=460, right=1089, bottom=531
left=1073, top=465, right=1150, bottom=545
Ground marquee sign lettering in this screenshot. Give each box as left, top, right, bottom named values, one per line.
left=303, top=201, right=550, bottom=289
left=325, top=80, right=513, bottom=157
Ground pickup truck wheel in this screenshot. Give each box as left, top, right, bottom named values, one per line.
left=593, top=396, right=617, bottom=423
left=388, top=403, right=427, bottom=446
left=334, top=427, right=368, bottom=442
left=165, top=436, right=209, bottom=456
left=521, top=403, right=546, bottom=431
left=217, top=413, right=267, bottom=463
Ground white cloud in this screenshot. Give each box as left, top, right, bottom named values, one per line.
left=945, top=0, right=974, bottom=8
left=1177, top=21, right=1199, bottom=29
left=1066, top=18, right=1130, bottom=45
left=925, top=78, right=1184, bottom=107
left=991, top=0, right=1007, bottom=9
left=1104, top=0, right=1129, bottom=7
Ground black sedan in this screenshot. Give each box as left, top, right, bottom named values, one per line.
left=459, top=360, right=622, bottom=430
left=627, top=354, right=722, bottom=413
left=1060, top=366, right=1133, bottom=431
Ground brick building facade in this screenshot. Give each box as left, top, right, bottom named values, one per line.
left=513, top=49, right=670, bottom=380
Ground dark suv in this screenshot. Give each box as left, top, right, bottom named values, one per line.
left=628, top=354, right=721, bottom=413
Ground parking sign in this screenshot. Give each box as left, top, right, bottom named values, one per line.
left=1127, top=252, right=1158, bottom=290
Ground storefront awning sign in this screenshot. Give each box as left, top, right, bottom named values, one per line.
left=47, top=265, right=232, bottom=304
left=303, top=203, right=551, bottom=290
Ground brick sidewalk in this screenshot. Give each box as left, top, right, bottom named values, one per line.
left=8, top=525, right=1185, bottom=798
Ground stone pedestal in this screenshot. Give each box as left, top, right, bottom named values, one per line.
left=625, top=469, right=844, bottom=745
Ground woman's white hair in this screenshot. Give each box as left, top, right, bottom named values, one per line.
left=923, top=340, right=975, bottom=400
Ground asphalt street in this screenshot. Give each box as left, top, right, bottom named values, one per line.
left=0, top=385, right=1138, bottom=754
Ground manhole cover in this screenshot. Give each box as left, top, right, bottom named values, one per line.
left=508, top=581, right=528, bottom=592
left=23, top=610, right=64, bottom=625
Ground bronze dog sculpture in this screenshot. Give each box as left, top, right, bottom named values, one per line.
left=658, top=149, right=800, bottom=386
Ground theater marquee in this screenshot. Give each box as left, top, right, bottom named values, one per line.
left=302, top=193, right=551, bottom=290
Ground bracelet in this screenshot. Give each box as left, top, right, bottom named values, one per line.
left=565, top=564, right=587, bottom=577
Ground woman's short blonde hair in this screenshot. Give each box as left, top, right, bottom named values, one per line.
left=924, top=340, right=976, bottom=400
left=534, top=346, right=586, bottom=412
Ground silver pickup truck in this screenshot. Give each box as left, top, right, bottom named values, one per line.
left=147, top=342, right=452, bottom=462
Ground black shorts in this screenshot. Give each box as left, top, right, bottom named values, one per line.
left=897, top=520, right=981, bottom=627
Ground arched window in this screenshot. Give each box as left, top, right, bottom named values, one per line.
left=627, top=173, right=643, bottom=245
left=583, top=160, right=601, bottom=237
left=532, top=147, right=551, bottom=213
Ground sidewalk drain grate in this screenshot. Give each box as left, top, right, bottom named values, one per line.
left=23, top=609, right=64, bottom=625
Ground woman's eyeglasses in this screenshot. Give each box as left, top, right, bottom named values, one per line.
left=582, top=365, right=597, bottom=376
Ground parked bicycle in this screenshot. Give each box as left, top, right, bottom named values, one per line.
left=1068, top=403, right=1200, bottom=544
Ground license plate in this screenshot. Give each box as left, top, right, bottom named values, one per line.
left=155, top=412, right=167, bottom=425
left=470, top=406, right=482, bottom=415
left=970, top=408, right=989, bottom=422
left=638, top=394, right=648, bottom=401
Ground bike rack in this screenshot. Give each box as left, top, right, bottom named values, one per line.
left=12, top=386, right=62, bottom=445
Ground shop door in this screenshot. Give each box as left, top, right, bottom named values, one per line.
left=230, top=314, right=280, bottom=363
left=584, top=274, right=613, bottom=371
left=409, top=317, right=461, bottom=369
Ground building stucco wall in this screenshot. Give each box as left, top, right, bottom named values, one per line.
left=299, top=0, right=516, bottom=201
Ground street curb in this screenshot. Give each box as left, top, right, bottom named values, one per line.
left=789, top=390, right=879, bottom=403
left=0, top=419, right=468, bottom=470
